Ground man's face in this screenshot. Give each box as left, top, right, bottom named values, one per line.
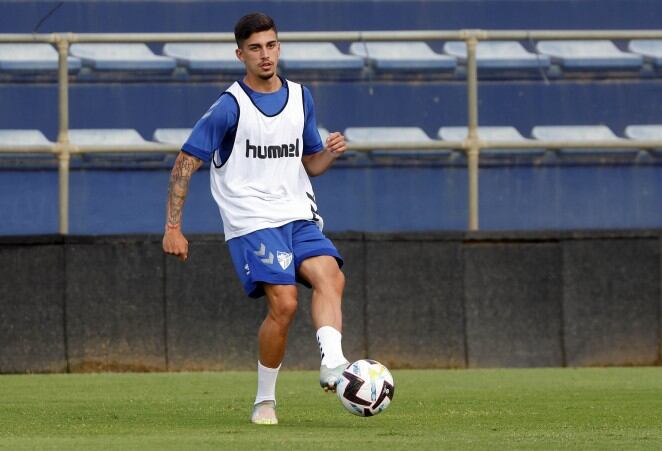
left=236, top=29, right=280, bottom=80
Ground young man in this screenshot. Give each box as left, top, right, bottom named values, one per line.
left=162, top=12, right=350, bottom=425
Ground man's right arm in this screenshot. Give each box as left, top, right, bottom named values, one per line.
left=162, top=151, right=203, bottom=261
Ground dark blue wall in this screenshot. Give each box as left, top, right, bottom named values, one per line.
left=3, top=161, right=662, bottom=235
left=2, top=1, right=661, bottom=33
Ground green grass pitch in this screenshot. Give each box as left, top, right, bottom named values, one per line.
left=1, top=368, right=661, bottom=450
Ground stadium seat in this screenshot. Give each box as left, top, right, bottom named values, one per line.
left=348, top=42, right=456, bottom=72
left=535, top=40, right=643, bottom=71
left=344, top=126, right=452, bottom=158
left=530, top=125, right=638, bottom=158
left=624, top=124, right=662, bottom=156
left=162, top=43, right=244, bottom=73
left=69, top=44, right=177, bottom=71
left=317, top=127, right=330, bottom=145
left=0, top=129, right=54, bottom=164
left=0, top=129, right=53, bottom=155
left=152, top=128, right=192, bottom=147
left=69, top=128, right=165, bottom=162
left=0, top=43, right=81, bottom=72
left=437, top=126, right=545, bottom=158
left=442, top=41, right=550, bottom=71
left=279, top=43, right=363, bottom=75
left=627, top=40, right=662, bottom=68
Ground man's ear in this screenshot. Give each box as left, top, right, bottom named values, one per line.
left=235, top=47, right=244, bottom=62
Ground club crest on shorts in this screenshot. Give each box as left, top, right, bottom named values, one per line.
left=277, top=251, right=293, bottom=270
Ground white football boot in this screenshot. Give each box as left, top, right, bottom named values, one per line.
left=251, top=400, right=278, bottom=425
left=319, top=360, right=350, bottom=392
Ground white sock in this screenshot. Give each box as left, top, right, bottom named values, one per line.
left=316, top=326, right=348, bottom=368
left=254, top=361, right=280, bottom=405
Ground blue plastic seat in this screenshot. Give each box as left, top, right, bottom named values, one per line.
left=70, top=44, right=177, bottom=71
left=531, top=125, right=637, bottom=158
left=443, top=41, right=549, bottom=71
left=438, top=126, right=545, bottom=158
left=348, top=42, right=456, bottom=72
left=279, top=43, right=363, bottom=73
left=0, top=43, right=81, bottom=72
left=345, top=126, right=451, bottom=158
left=162, top=43, right=244, bottom=73
left=535, top=40, right=643, bottom=71
left=628, top=40, right=662, bottom=68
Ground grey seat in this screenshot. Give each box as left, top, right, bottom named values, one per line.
left=438, top=126, right=544, bottom=158
left=152, top=128, right=193, bottom=147
left=628, top=40, right=662, bottom=67
left=69, top=128, right=164, bottom=162
left=348, top=41, right=456, bottom=72
left=443, top=41, right=549, bottom=70
left=345, top=126, right=451, bottom=158
left=279, top=43, right=363, bottom=72
left=531, top=125, right=637, bottom=158
left=317, top=127, right=330, bottom=145
left=0, top=129, right=54, bottom=161
left=624, top=124, right=662, bottom=156
left=70, top=44, right=177, bottom=71
left=535, top=40, right=643, bottom=71
left=0, top=43, right=81, bottom=71
left=162, top=43, right=244, bottom=73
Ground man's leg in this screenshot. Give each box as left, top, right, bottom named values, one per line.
left=298, top=256, right=349, bottom=391
left=252, top=284, right=298, bottom=425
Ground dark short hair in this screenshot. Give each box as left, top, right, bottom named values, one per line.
left=234, top=12, right=277, bottom=47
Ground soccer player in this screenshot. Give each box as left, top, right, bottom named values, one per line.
left=162, top=12, right=350, bottom=425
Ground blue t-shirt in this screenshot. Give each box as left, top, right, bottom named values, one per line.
left=182, top=78, right=324, bottom=165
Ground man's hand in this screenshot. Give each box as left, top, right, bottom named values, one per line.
left=302, top=132, right=347, bottom=176
left=163, top=225, right=189, bottom=262
left=325, top=132, right=347, bottom=157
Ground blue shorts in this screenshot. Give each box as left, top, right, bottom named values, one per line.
left=227, top=220, right=343, bottom=298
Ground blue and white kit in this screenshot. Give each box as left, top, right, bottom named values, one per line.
left=182, top=77, right=342, bottom=297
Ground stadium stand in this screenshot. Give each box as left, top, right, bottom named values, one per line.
left=69, top=43, right=177, bottom=71
left=535, top=40, right=643, bottom=72
left=2, top=0, right=662, bottom=233
left=348, top=42, right=456, bottom=73
left=0, top=43, right=81, bottom=72
left=442, top=41, right=550, bottom=73
left=530, top=125, right=639, bottom=158
left=162, top=43, right=244, bottom=74
left=438, top=126, right=545, bottom=158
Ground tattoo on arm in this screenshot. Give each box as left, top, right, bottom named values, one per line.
left=166, top=153, right=203, bottom=227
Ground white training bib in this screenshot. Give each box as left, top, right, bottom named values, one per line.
left=210, top=79, right=322, bottom=240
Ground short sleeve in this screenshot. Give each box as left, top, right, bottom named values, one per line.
left=182, top=92, right=239, bottom=162
left=301, top=86, right=324, bottom=155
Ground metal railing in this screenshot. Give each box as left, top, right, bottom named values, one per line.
left=2, top=29, right=662, bottom=233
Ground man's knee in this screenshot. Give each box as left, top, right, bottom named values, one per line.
left=266, top=286, right=298, bottom=323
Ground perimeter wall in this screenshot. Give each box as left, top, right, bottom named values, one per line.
left=1, top=231, right=660, bottom=373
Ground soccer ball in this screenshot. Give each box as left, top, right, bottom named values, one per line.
left=336, top=359, right=395, bottom=417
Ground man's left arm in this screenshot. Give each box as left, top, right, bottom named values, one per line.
left=302, top=132, right=347, bottom=176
